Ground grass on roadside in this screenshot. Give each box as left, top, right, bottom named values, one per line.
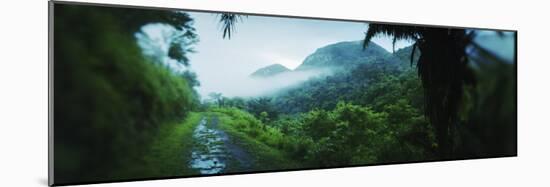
left=120, top=112, right=203, bottom=179
left=207, top=109, right=302, bottom=171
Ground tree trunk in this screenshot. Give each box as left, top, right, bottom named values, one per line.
left=417, top=28, right=469, bottom=159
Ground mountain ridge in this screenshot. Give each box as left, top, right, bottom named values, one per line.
left=250, top=63, right=291, bottom=78
left=249, top=40, right=413, bottom=79
left=294, top=40, right=392, bottom=71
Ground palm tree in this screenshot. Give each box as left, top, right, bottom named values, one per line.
left=364, top=24, right=477, bottom=159
left=217, top=15, right=479, bottom=159
left=218, top=13, right=246, bottom=39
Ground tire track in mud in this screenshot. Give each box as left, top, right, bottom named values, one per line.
left=189, top=115, right=253, bottom=174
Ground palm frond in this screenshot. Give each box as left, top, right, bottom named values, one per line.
left=410, top=42, right=417, bottom=66
left=363, top=23, right=421, bottom=49
left=392, top=37, right=397, bottom=53
left=218, top=13, right=246, bottom=39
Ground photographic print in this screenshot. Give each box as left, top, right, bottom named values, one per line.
left=50, top=2, right=517, bottom=185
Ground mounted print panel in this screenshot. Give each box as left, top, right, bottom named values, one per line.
left=49, top=1, right=517, bottom=186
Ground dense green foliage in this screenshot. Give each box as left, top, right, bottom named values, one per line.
left=216, top=7, right=516, bottom=164
left=53, top=4, right=516, bottom=185
left=209, top=107, right=299, bottom=170
left=210, top=99, right=434, bottom=169
left=272, top=62, right=412, bottom=114
left=221, top=38, right=515, bottom=166
left=54, top=4, right=199, bottom=183
left=218, top=62, right=515, bottom=170
left=299, top=102, right=431, bottom=166
left=218, top=55, right=437, bottom=167
left=364, top=24, right=480, bottom=158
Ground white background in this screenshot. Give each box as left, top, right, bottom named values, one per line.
left=0, top=0, right=548, bottom=186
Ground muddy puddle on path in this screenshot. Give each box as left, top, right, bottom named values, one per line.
left=189, top=116, right=252, bottom=174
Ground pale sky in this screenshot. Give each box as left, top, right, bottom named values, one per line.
left=136, top=11, right=515, bottom=99
left=186, top=12, right=412, bottom=97
left=137, top=11, right=413, bottom=98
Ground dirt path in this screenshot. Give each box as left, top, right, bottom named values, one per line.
left=189, top=115, right=253, bottom=174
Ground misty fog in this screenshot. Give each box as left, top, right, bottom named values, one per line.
left=135, top=11, right=413, bottom=99
left=224, top=68, right=334, bottom=97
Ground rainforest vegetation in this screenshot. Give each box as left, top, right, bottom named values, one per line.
left=53, top=3, right=516, bottom=185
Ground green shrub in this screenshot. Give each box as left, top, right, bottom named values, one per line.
left=54, top=5, right=198, bottom=183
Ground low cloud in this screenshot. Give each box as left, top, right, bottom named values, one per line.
left=198, top=68, right=332, bottom=99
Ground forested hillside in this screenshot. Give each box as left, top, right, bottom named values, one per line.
left=218, top=41, right=436, bottom=166
left=270, top=41, right=415, bottom=114
left=53, top=4, right=516, bottom=185
left=296, top=41, right=401, bottom=71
